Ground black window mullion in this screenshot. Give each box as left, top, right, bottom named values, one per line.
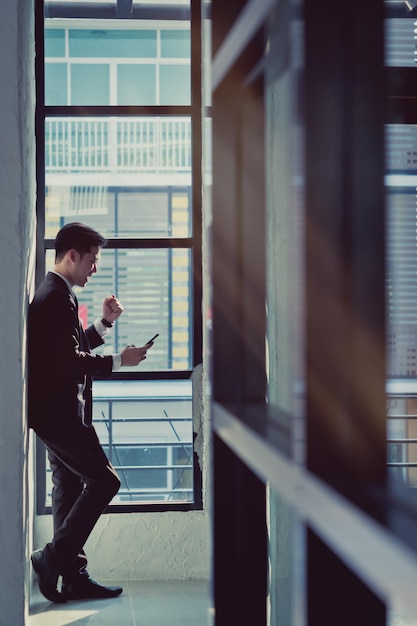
left=44, top=237, right=193, bottom=249
left=44, top=105, right=192, bottom=116
left=44, top=2, right=190, bottom=21
left=35, top=0, right=46, bottom=286
left=191, top=0, right=203, bottom=368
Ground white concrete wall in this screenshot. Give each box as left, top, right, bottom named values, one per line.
left=0, top=1, right=36, bottom=625
left=35, top=509, right=210, bottom=581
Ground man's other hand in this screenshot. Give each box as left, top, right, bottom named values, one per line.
left=102, top=295, right=124, bottom=323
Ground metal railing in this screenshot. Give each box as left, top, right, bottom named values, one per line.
left=45, top=380, right=194, bottom=505
left=45, top=117, right=192, bottom=174
left=100, top=409, right=193, bottom=503
left=387, top=381, right=417, bottom=488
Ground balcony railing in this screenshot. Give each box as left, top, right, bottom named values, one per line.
left=45, top=117, right=192, bottom=174
left=45, top=379, right=194, bottom=506
left=387, top=380, right=417, bottom=488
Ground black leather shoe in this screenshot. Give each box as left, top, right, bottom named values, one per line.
left=31, top=549, right=66, bottom=604
left=62, top=576, right=123, bottom=600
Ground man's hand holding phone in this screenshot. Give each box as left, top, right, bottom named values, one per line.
left=120, top=334, right=158, bottom=367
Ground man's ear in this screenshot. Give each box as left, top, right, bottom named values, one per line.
left=68, top=249, right=78, bottom=263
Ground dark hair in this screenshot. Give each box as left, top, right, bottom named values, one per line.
left=55, top=222, right=107, bottom=261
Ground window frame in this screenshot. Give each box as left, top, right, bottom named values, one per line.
left=34, top=0, right=203, bottom=514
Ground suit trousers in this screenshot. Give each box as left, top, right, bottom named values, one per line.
left=36, top=419, right=121, bottom=576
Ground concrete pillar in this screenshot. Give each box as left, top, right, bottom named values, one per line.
left=0, top=1, right=36, bottom=624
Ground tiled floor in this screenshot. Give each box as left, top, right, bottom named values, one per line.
left=29, top=579, right=212, bottom=626
left=30, top=580, right=416, bottom=625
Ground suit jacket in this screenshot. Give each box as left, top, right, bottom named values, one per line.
left=28, top=272, right=113, bottom=432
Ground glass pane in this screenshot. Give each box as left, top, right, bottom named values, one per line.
left=118, top=64, right=156, bottom=105
left=45, top=116, right=192, bottom=237
left=70, top=64, right=109, bottom=105
left=46, top=247, right=192, bottom=371
left=45, top=63, right=67, bottom=105
left=45, top=29, right=65, bottom=57
left=45, top=19, right=191, bottom=107
left=161, top=29, right=190, bottom=58
left=69, top=29, right=157, bottom=58
left=46, top=379, right=194, bottom=504
left=160, top=65, right=190, bottom=105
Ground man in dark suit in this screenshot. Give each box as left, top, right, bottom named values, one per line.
left=28, top=222, right=153, bottom=603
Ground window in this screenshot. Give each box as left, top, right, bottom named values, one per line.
left=385, top=13, right=417, bottom=494
left=44, top=23, right=190, bottom=106
left=35, top=0, right=202, bottom=512
left=385, top=19, right=417, bottom=378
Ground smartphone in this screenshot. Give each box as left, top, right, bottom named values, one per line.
left=146, top=333, right=159, bottom=344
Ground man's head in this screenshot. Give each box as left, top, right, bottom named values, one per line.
left=54, top=222, right=107, bottom=287
left=55, top=222, right=107, bottom=261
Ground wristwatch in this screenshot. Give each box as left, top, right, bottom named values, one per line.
left=101, top=317, right=113, bottom=328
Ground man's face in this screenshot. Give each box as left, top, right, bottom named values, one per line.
left=72, top=246, right=100, bottom=287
